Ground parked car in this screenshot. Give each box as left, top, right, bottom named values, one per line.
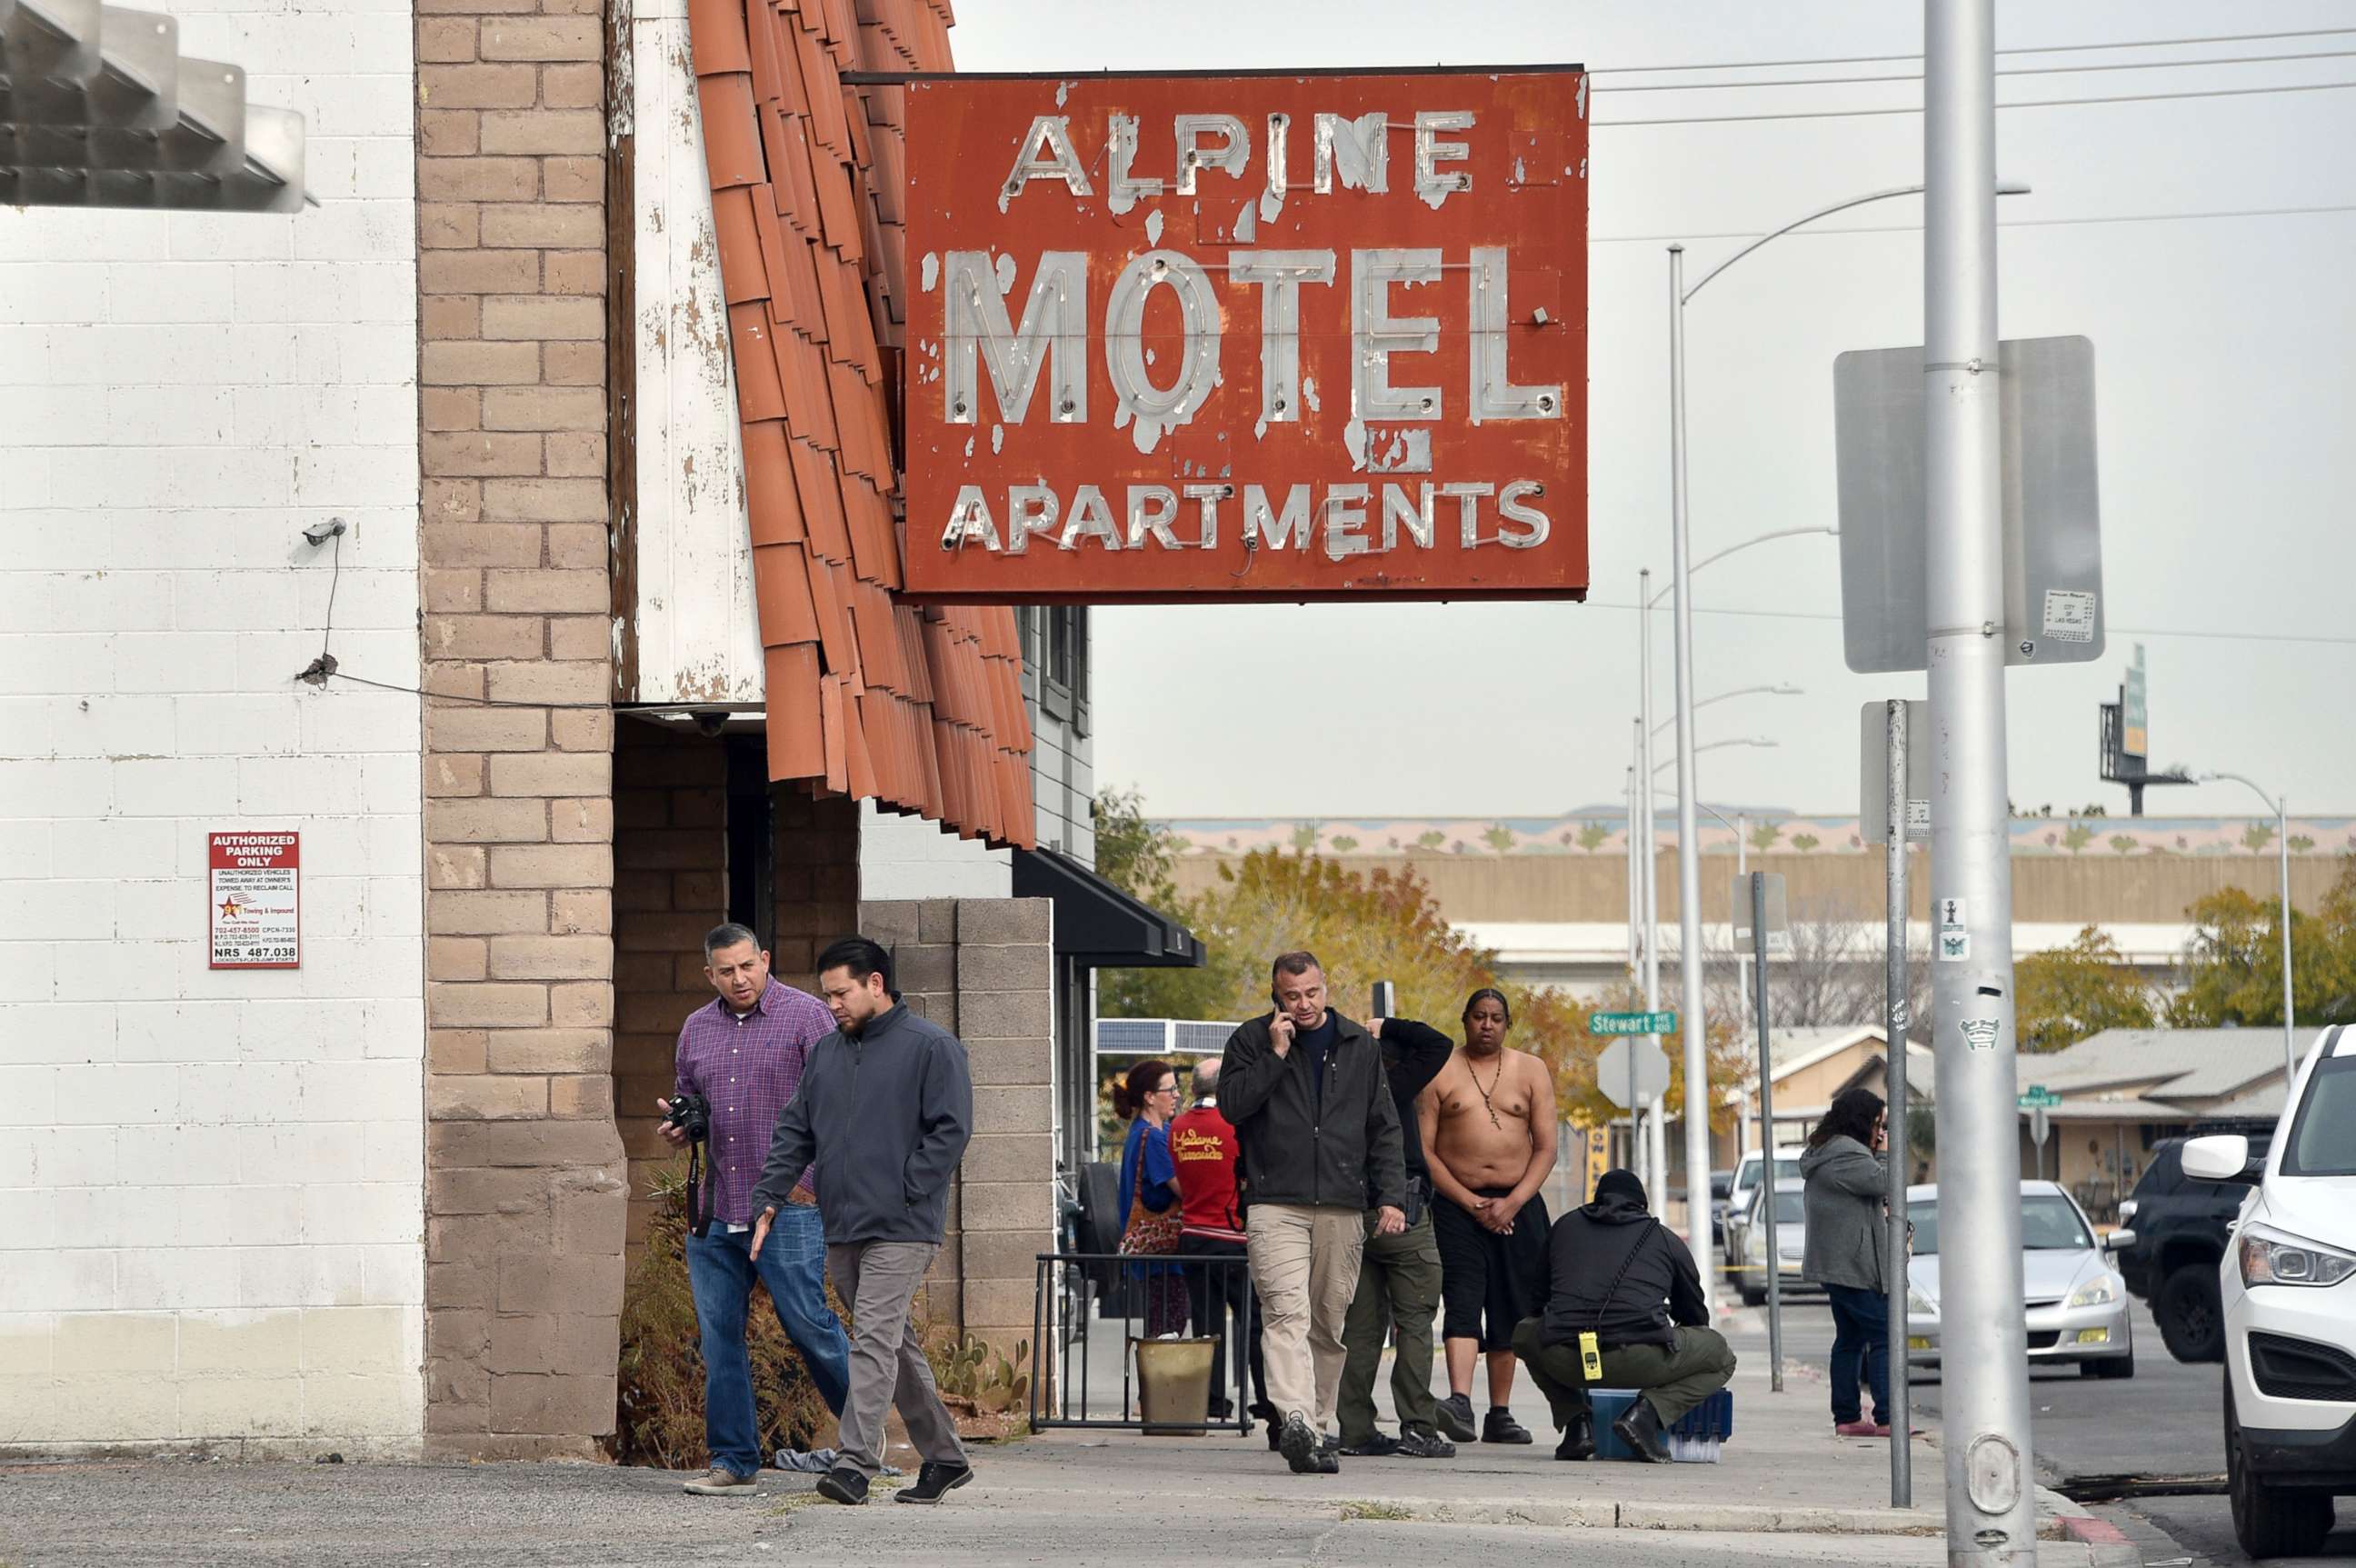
left=1902, top=1180, right=2134, bottom=1379
left=1721, top=1149, right=1803, bottom=1298
left=2184, top=1024, right=2356, bottom=1560
left=1709, top=1168, right=1734, bottom=1247
left=1723, top=1179, right=1812, bottom=1307
left=2117, top=1134, right=2270, bottom=1363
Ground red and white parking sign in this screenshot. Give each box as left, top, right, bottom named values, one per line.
left=209, top=831, right=300, bottom=969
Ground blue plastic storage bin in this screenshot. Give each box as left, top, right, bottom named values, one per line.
left=1588, top=1387, right=1735, bottom=1463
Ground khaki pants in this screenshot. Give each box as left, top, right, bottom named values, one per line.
left=1510, top=1315, right=1738, bottom=1428
left=1245, top=1203, right=1365, bottom=1433
left=1337, top=1209, right=1443, bottom=1444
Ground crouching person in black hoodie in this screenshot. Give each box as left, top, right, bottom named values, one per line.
left=1509, top=1167, right=1736, bottom=1463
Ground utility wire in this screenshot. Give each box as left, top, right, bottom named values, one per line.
left=1586, top=26, right=2356, bottom=76
left=1598, top=46, right=2356, bottom=93
left=1592, top=202, right=2356, bottom=245
left=1597, top=75, right=2356, bottom=128
left=1588, top=597, right=2356, bottom=649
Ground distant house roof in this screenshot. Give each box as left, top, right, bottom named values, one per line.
left=2032, top=1027, right=2293, bottom=1106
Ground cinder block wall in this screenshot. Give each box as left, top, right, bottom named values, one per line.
left=414, top=0, right=627, bottom=1459
left=861, top=899, right=1054, bottom=1353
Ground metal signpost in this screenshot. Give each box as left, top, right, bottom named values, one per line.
left=1593, top=1015, right=1673, bottom=1174
left=1880, top=699, right=1914, bottom=1508
left=1924, top=5, right=2038, bottom=1561
left=2019, top=1085, right=2061, bottom=1180
left=901, top=68, right=1590, bottom=604
left=1735, top=872, right=1787, bottom=1391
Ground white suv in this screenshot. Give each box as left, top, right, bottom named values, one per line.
left=2183, top=1024, right=2356, bottom=1559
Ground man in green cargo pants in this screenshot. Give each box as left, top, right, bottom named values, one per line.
left=1514, top=1167, right=1736, bottom=1463
left=1335, top=1016, right=1458, bottom=1459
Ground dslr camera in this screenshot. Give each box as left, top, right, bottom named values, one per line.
left=661, top=1092, right=712, bottom=1144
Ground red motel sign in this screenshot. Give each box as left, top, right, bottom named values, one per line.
left=901, top=66, right=1589, bottom=603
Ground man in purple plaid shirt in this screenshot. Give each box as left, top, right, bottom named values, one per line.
left=660, top=923, right=853, bottom=1496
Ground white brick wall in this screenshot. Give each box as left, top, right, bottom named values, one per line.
left=0, top=0, right=423, bottom=1453
left=857, top=801, right=1013, bottom=901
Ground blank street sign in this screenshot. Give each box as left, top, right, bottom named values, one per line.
left=1860, top=700, right=1932, bottom=844
left=1835, top=335, right=2104, bottom=674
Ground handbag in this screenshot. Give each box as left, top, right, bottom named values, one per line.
left=1118, top=1135, right=1183, bottom=1256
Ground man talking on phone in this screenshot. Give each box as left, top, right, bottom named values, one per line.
left=1217, top=951, right=1407, bottom=1474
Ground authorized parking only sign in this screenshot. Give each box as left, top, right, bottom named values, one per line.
left=209, top=831, right=300, bottom=969
left=902, top=66, right=1589, bottom=603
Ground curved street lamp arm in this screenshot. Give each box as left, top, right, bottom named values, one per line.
left=1682, top=179, right=2028, bottom=304
left=1648, top=527, right=1838, bottom=607
left=2200, top=769, right=2278, bottom=814
left=1682, top=185, right=1925, bottom=304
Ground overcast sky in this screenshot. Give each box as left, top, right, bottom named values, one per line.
left=950, top=2, right=2356, bottom=821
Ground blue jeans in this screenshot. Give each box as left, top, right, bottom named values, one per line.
left=1825, top=1283, right=1892, bottom=1425
left=686, top=1205, right=851, bottom=1477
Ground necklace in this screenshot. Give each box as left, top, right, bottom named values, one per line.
left=1469, top=1054, right=1505, bottom=1129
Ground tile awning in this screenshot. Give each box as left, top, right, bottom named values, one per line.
left=682, top=0, right=1033, bottom=848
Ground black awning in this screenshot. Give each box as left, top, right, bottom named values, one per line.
left=1012, top=847, right=1205, bottom=970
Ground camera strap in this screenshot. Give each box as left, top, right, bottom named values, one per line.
left=685, top=1138, right=710, bottom=1239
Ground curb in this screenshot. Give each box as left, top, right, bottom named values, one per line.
left=1313, top=1493, right=1953, bottom=1536
left=2038, top=1484, right=2142, bottom=1568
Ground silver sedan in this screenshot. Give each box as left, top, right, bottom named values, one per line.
left=1903, top=1180, right=2136, bottom=1379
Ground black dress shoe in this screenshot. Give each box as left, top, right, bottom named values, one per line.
left=893, top=1461, right=973, bottom=1504
left=815, top=1466, right=870, bottom=1504
left=1555, top=1411, right=1595, bottom=1462
left=1482, top=1406, right=1533, bottom=1444
left=1612, top=1397, right=1672, bottom=1463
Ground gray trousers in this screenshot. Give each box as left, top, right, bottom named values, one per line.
left=826, top=1240, right=969, bottom=1479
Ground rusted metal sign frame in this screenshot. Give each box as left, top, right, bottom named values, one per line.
left=894, top=65, right=1589, bottom=604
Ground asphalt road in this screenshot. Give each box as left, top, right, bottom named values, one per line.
left=1738, top=1295, right=2356, bottom=1564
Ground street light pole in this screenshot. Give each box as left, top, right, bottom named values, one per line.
left=1667, top=245, right=1712, bottom=1291
left=1637, top=572, right=1667, bottom=1212
left=1925, top=2, right=2036, bottom=1562
left=2204, top=771, right=2299, bottom=1084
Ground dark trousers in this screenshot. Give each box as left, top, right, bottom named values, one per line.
left=1511, top=1316, right=1737, bottom=1428
left=1337, top=1208, right=1443, bottom=1443
left=1825, top=1283, right=1892, bottom=1423
left=1184, top=1236, right=1265, bottom=1415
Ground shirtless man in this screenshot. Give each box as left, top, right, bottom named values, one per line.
left=1420, top=987, right=1559, bottom=1444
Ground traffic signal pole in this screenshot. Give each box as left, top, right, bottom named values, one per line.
left=1924, top=1, right=2037, bottom=1562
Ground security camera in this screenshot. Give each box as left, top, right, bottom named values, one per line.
left=693, top=712, right=729, bottom=738
left=303, top=518, right=347, bottom=546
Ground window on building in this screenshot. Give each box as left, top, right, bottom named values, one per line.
left=1038, top=606, right=1089, bottom=735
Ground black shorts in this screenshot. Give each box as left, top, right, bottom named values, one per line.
left=1433, top=1187, right=1551, bottom=1351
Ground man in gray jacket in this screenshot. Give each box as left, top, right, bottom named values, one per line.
left=751, top=936, right=973, bottom=1507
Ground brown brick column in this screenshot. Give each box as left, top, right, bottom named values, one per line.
left=415, top=0, right=626, bottom=1459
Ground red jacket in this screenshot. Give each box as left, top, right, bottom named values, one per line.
left=1168, top=1103, right=1245, bottom=1242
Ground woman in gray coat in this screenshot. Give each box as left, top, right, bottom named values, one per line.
left=1799, top=1088, right=1892, bottom=1436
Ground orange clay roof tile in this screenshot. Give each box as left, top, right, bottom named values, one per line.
left=684, top=0, right=1032, bottom=849
left=740, top=421, right=805, bottom=544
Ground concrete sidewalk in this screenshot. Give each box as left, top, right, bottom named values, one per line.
left=0, top=1348, right=2130, bottom=1566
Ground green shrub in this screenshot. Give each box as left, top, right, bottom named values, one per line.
left=612, top=1167, right=835, bottom=1469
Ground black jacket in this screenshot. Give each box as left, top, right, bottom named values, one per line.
left=1217, top=1011, right=1407, bottom=1213
left=1539, top=1191, right=1709, bottom=1349
left=1375, top=1018, right=1456, bottom=1183
left=750, top=1003, right=973, bottom=1244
